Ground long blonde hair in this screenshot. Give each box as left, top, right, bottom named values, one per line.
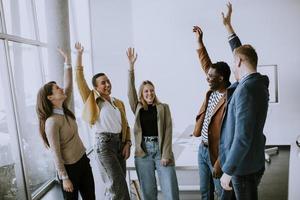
left=138, top=80, right=160, bottom=110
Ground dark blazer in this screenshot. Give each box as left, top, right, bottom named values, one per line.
left=219, top=35, right=269, bottom=176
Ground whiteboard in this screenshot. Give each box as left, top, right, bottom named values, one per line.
left=257, top=65, right=279, bottom=103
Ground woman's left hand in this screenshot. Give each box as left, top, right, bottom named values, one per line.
left=160, top=158, right=172, bottom=167
left=122, top=143, right=131, bottom=160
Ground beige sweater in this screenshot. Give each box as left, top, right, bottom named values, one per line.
left=128, top=70, right=174, bottom=161
left=45, top=115, right=86, bottom=179
left=45, top=67, right=86, bottom=179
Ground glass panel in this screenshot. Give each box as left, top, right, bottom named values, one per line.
left=69, top=0, right=92, bottom=51
left=0, top=11, right=3, bottom=33
left=0, top=41, right=17, bottom=200
left=69, top=0, right=93, bottom=149
left=34, top=0, right=47, bottom=42
left=8, top=41, right=55, bottom=194
left=2, top=0, right=36, bottom=39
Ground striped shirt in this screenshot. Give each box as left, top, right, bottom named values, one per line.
left=201, top=91, right=224, bottom=144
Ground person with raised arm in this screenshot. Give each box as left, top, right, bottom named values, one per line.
left=36, top=45, right=95, bottom=200
left=75, top=43, right=131, bottom=200
left=219, top=3, right=269, bottom=200
left=127, top=47, right=179, bottom=200
left=192, top=25, right=235, bottom=200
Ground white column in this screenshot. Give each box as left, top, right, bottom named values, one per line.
left=45, top=0, right=71, bottom=86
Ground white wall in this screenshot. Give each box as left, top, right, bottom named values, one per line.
left=90, top=0, right=300, bottom=145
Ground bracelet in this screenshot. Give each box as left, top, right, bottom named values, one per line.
left=64, top=63, right=72, bottom=69
left=61, top=174, right=69, bottom=180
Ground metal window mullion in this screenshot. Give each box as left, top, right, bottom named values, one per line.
left=87, top=0, right=95, bottom=75
left=3, top=39, right=31, bottom=200
left=31, top=0, right=46, bottom=83
left=31, top=0, right=40, bottom=42
left=1, top=1, right=30, bottom=199
left=0, top=33, right=47, bottom=46
left=0, top=0, right=7, bottom=33
left=31, top=178, right=57, bottom=200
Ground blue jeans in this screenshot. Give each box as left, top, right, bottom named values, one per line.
left=231, top=167, right=264, bottom=200
left=198, top=143, right=233, bottom=200
left=134, top=140, right=179, bottom=200
left=95, top=133, right=130, bottom=200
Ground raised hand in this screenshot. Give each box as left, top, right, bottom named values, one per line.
left=126, top=47, right=138, bottom=71
left=193, top=26, right=204, bottom=48
left=57, top=47, right=70, bottom=64
left=75, top=42, right=84, bottom=54
left=222, top=2, right=232, bottom=27
left=75, top=42, right=84, bottom=67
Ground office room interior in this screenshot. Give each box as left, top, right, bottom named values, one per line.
left=0, top=0, right=299, bottom=199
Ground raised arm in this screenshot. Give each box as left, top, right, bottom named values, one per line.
left=75, top=42, right=92, bottom=103
left=222, top=2, right=242, bottom=51
left=193, top=26, right=212, bottom=74
left=126, top=47, right=139, bottom=113
left=58, top=48, right=72, bottom=106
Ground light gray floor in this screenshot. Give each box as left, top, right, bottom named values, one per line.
left=41, top=146, right=289, bottom=200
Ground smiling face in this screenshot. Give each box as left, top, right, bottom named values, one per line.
left=206, top=68, right=223, bottom=91
left=142, top=83, right=156, bottom=104
left=95, top=75, right=111, bottom=97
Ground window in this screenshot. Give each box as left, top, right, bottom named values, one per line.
left=0, top=11, right=3, bottom=33
left=0, top=0, right=94, bottom=198
left=0, top=40, right=18, bottom=200
left=8, top=42, right=55, bottom=194
left=69, top=0, right=94, bottom=149
left=2, top=0, right=36, bottom=39
left=34, top=0, right=47, bottom=42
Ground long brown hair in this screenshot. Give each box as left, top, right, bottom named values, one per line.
left=138, top=80, right=160, bottom=110
left=36, top=81, right=75, bottom=148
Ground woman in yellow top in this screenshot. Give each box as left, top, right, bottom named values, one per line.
left=75, top=43, right=131, bottom=200
left=36, top=44, right=95, bottom=200
left=126, top=48, right=179, bottom=200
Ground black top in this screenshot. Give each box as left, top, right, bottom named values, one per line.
left=140, top=104, right=158, bottom=137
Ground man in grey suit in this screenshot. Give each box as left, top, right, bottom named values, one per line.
left=219, top=3, right=269, bottom=200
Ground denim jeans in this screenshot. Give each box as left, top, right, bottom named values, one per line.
left=95, top=132, right=130, bottom=200
left=198, top=143, right=234, bottom=200
left=231, top=167, right=264, bottom=200
left=135, top=140, right=179, bottom=200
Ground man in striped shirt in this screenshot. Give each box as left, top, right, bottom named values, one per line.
left=192, top=23, right=235, bottom=200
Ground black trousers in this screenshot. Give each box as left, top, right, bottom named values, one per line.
left=59, top=153, right=95, bottom=200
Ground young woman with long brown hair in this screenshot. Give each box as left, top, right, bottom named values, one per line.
left=36, top=44, right=95, bottom=200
